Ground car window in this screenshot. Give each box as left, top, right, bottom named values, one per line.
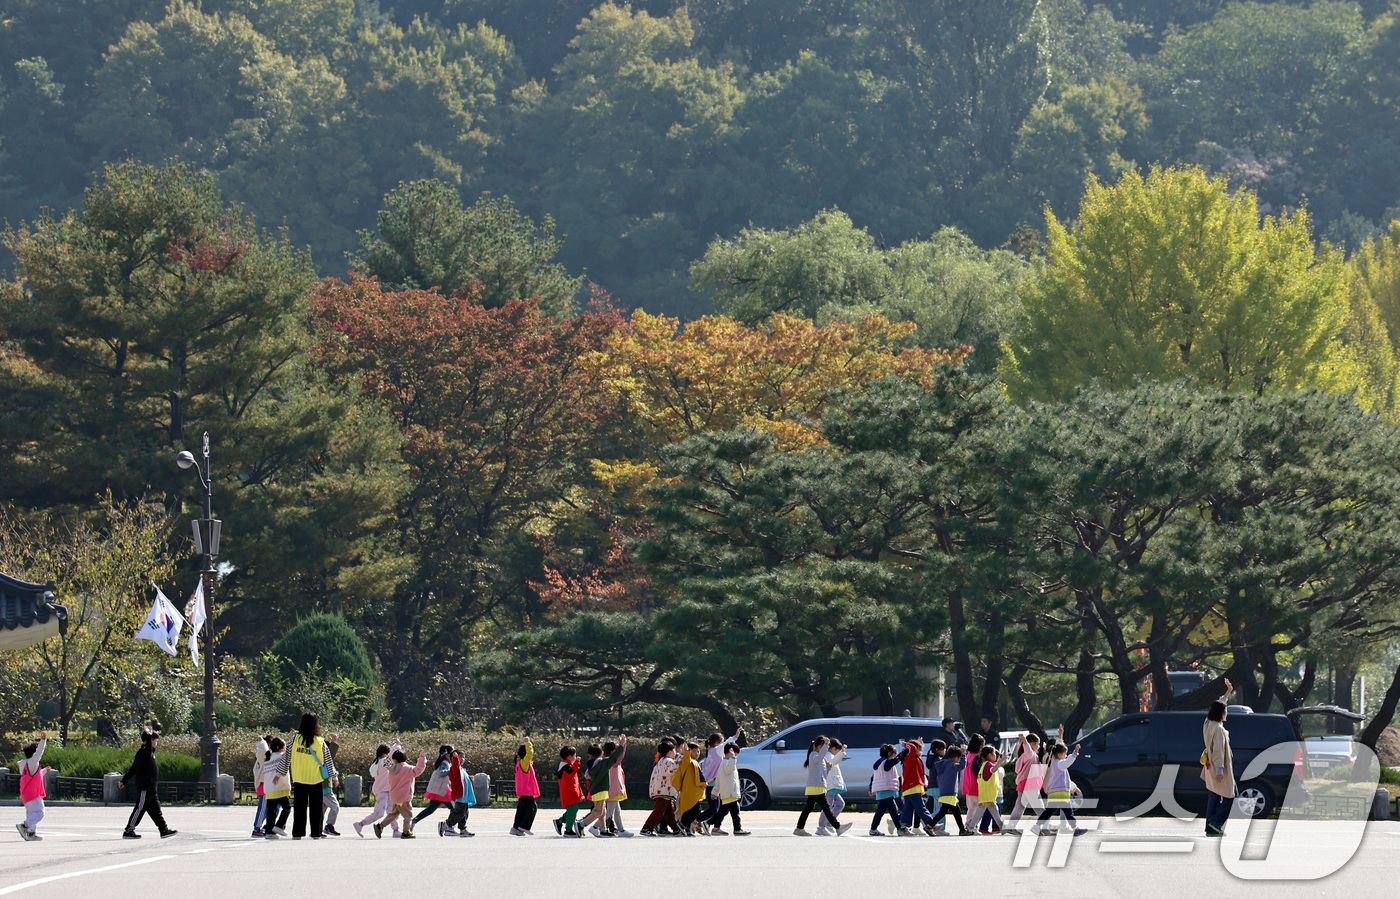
left=1227, top=716, right=1295, bottom=750
left=836, top=723, right=902, bottom=748
left=762, top=724, right=830, bottom=751
left=1102, top=718, right=1151, bottom=750
left=1157, top=715, right=1208, bottom=752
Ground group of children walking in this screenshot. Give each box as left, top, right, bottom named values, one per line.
left=14, top=723, right=1086, bottom=842
left=858, top=731, right=1086, bottom=837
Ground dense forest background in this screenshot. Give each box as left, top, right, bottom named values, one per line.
left=5, top=0, right=1400, bottom=317
left=6, top=0, right=1400, bottom=741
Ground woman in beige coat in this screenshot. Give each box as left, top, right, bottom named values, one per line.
left=1201, top=678, right=1235, bottom=836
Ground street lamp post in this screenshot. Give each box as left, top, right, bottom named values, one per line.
left=176, top=432, right=221, bottom=785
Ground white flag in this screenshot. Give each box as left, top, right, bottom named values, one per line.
left=136, top=584, right=185, bottom=656
left=185, top=580, right=206, bottom=667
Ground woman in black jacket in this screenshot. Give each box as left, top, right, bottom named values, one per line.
left=119, top=727, right=177, bottom=839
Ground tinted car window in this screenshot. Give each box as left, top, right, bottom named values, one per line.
left=1227, top=715, right=1296, bottom=750
left=1103, top=718, right=1151, bottom=750
left=836, top=724, right=903, bottom=748
left=1157, top=714, right=1208, bottom=753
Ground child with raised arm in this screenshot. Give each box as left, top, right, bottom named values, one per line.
left=604, top=735, right=630, bottom=836
left=414, top=745, right=456, bottom=831
left=375, top=747, right=427, bottom=839
left=578, top=744, right=611, bottom=837
left=1004, top=733, right=1043, bottom=834
left=929, top=746, right=970, bottom=836
left=554, top=745, right=587, bottom=837
left=794, top=736, right=850, bottom=836
left=511, top=737, right=541, bottom=836
left=815, top=739, right=849, bottom=836
left=354, top=741, right=399, bottom=838
left=1034, top=741, right=1085, bottom=836
left=15, top=731, right=48, bottom=841
left=897, top=736, right=938, bottom=836
left=700, top=727, right=743, bottom=833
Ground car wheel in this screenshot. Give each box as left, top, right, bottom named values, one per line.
left=738, top=771, right=769, bottom=811
left=1235, top=781, right=1275, bottom=819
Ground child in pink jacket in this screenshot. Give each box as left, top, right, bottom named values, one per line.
left=1005, top=733, right=1043, bottom=834
left=374, top=748, right=427, bottom=839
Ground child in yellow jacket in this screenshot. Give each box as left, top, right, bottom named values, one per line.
left=671, top=742, right=708, bottom=836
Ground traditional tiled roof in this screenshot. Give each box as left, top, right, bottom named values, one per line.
left=0, top=571, right=67, bottom=651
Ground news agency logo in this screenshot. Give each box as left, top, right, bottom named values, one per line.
left=1010, top=742, right=1377, bottom=880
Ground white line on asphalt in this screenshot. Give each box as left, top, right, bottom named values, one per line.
left=0, top=855, right=173, bottom=896
left=1099, top=842, right=1194, bottom=853
left=184, top=848, right=217, bottom=854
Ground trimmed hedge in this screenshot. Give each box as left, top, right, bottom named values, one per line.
left=7, top=745, right=202, bottom=781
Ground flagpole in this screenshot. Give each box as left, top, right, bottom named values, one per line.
left=177, top=432, right=221, bottom=786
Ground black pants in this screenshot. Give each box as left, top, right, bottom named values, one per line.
left=1037, top=802, right=1077, bottom=825
left=514, top=796, right=537, bottom=831
left=446, top=802, right=470, bottom=830
left=125, top=789, right=169, bottom=834
left=266, top=796, right=291, bottom=831
left=679, top=801, right=704, bottom=829
left=701, top=786, right=723, bottom=823
left=292, top=781, right=324, bottom=838
left=797, top=794, right=839, bottom=830
left=715, top=801, right=742, bottom=830
left=930, top=801, right=965, bottom=832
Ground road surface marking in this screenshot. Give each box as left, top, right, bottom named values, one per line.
left=0, top=855, right=173, bottom=896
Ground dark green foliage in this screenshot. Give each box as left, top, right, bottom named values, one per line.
left=349, top=179, right=582, bottom=315
left=268, top=614, right=378, bottom=693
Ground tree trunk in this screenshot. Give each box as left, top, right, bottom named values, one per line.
left=980, top=610, right=1005, bottom=729
left=876, top=680, right=896, bottom=716
left=647, top=688, right=740, bottom=734
left=1335, top=664, right=1358, bottom=712
left=1273, top=660, right=1317, bottom=711
left=947, top=589, right=979, bottom=725
left=1063, top=650, right=1098, bottom=740
left=1352, top=663, right=1400, bottom=783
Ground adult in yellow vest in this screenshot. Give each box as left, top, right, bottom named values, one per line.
left=289, top=713, right=331, bottom=839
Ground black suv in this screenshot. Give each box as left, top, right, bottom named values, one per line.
left=1069, top=711, right=1305, bottom=818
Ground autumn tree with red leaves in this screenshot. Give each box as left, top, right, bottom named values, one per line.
left=312, top=275, right=629, bottom=717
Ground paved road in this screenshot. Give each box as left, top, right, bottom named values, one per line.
left=1, top=806, right=1393, bottom=897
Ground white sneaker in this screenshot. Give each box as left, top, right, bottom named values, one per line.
left=886, top=820, right=897, bottom=834
left=353, top=822, right=364, bottom=837
left=837, top=823, right=853, bottom=836
left=793, top=827, right=811, bottom=836
left=509, top=827, right=525, bottom=836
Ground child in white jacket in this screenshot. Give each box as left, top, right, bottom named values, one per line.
left=712, top=744, right=751, bottom=835
left=816, top=740, right=850, bottom=836
left=353, top=742, right=401, bottom=838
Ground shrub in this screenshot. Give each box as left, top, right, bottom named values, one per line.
left=268, top=614, right=377, bottom=692
left=6, top=745, right=202, bottom=781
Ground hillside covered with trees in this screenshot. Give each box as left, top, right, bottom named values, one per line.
left=5, top=0, right=1400, bottom=317
left=5, top=0, right=1400, bottom=742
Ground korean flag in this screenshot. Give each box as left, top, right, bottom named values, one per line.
left=136, top=584, right=186, bottom=656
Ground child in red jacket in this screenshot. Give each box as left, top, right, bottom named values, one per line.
left=898, top=737, right=938, bottom=835
left=553, top=746, right=587, bottom=837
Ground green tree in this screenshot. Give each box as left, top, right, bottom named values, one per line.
left=0, top=160, right=405, bottom=616
left=692, top=209, right=1024, bottom=372
left=350, top=179, right=581, bottom=314
left=0, top=498, right=178, bottom=744
left=1000, top=167, right=1347, bottom=402
left=267, top=612, right=378, bottom=691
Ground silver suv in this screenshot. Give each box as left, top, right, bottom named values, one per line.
left=736, top=716, right=968, bottom=810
